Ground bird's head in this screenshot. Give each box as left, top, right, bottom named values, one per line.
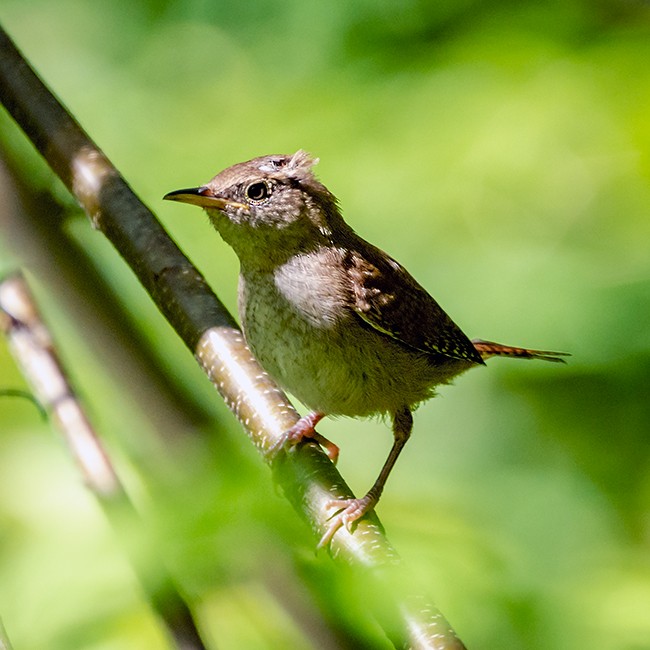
left=164, top=151, right=345, bottom=265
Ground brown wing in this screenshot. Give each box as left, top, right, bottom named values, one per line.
left=344, top=243, right=484, bottom=365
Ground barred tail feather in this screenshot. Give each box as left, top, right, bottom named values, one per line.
left=471, top=338, right=569, bottom=363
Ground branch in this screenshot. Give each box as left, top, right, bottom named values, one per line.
left=0, top=619, right=13, bottom=650
left=0, top=24, right=466, bottom=649
left=0, top=272, right=207, bottom=650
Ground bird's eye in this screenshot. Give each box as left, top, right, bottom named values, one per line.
left=245, top=181, right=270, bottom=202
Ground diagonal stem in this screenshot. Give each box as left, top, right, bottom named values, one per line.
left=0, top=24, right=467, bottom=650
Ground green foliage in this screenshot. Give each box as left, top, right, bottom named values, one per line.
left=1, top=1, right=649, bottom=648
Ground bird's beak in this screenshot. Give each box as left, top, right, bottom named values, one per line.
left=163, top=186, right=243, bottom=210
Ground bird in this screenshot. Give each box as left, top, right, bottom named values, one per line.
left=164, top=150, right=567, bottom=547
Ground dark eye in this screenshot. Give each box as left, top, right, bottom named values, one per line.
left=245, top=181, right=270, bottom=202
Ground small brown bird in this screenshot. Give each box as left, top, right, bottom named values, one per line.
left=164, top=151, right=567, bottom=547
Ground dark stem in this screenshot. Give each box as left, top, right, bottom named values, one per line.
left=0, top=24, right=467, bottom=650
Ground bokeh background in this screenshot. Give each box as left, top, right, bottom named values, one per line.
left=1, top=1, right=649, bottom=648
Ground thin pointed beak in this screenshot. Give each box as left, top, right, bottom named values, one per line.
left=163, top=186, right=234, bottom=209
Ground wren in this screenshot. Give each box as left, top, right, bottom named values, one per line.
left=164, top=150, right=567, bottom=547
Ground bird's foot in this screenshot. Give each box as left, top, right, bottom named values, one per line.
left=269, top=411, right=339, bottom=464
left=317, top=493, right=377, bottom=549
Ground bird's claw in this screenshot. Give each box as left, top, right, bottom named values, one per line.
left=316, top=495, right=375, bottom=549
left=267, top=429, right=299, bottom=458
left=311, top=432, right=339, bottom=464
left=268, top=412, right=339, bottom=464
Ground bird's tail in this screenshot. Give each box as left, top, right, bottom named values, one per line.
left=471, top=339, right=569, bottom=363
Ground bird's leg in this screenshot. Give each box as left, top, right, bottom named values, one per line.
left=318, top=406, right=413, bottom=549
left=269, top=411, right=339, bottom=464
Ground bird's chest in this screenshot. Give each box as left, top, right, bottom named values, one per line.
left=237, top=255, right=359, bottom=410
left=236, top=252, right=449, bottom=417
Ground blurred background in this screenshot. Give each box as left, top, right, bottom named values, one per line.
left=1, top=1, right=649, bottom=648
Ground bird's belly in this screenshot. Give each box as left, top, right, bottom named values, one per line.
left=241, top=286, right=468, bottom=417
